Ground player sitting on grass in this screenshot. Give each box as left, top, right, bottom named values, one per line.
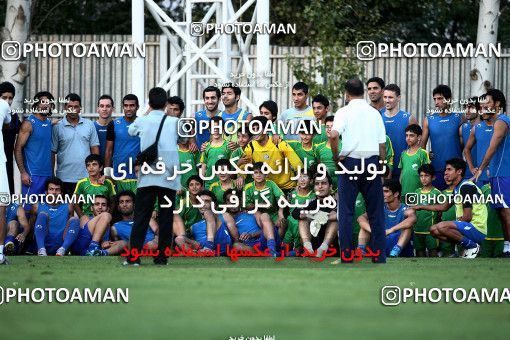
left=173, top=175, right=205, bottom=251
left=209, top=158, right=243, bottom=204
left=32, top=177, right=78, bottom=256
left=74, top=154, right=116, bottom=218
left=102, top=191, right=158, bottom=256
left=292, top=172, right=338, bottom=258
left=413, top=164, right=441, bottom=257
left=222, top=189, right=265, bottom=251
left=56, top=195, right=112, bottom=256
left=190, top=190, right=233, bottom=253
left=399, top=124, right=430, bottom=197
left=3, top=202, right=30, bottom=255
left=411, top=158, right=487, bottom=259
left=244, top=162, right=285, bottom=256
left=285, top=171, right=315, bottom=252
left=358, top=179, right=416, bottom=258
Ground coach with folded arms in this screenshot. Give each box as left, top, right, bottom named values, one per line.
left=125, top=87, right=181, bottom=265
left=329, top=78, right=387, bottom=263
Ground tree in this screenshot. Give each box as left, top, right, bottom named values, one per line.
left=0, top=0, right=31, bottom=111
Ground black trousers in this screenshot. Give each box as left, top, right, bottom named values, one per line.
left=129, top=186, right=176, bottom=263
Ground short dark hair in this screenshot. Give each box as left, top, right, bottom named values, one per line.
left=433, top=85, right=452, bottom=100
left=405, top=124, right=422, bottom=135
left=33, top=91, right=55, bottom=110
left=466, top=96, right=481, bottom=112
left=203, top=86, right=221, bottom=99
left=418, top=163, right=435, bottom=176
left=85, top=154, right=104, bottom=167
left=187, top=175, right=204, bottom=187
left=167, top=96, right=185, bottom=113
left=122, top=94, right=139, bottom=107
left=45, top=177, right=63, bottom=191
left=383, top=84, right=401, bottom=97
left=300, top=119, right=316, bottom=135
left=148, top=87, right=167, bottom=110
left=253, top=162, right=265, bottom=172
left=116, top=190, right=136, bottom=205
left=313, top=172, right=332, bottom=186
left=383, top=179, right=402, bottom=198
left=94, top=194, right=110, bottom=206
left=65, top=93, right=81, bottom=106
left=445, top=158, right=466, bottom=177
left=344, top=78, right=364, bottom=97
left=292, top=82, right=309, bottom=94
left=223, top=188, right=240, bottom=205
left=215, top=158, right=233, bottom=171
left=221, top=83, right=241, bottom=97
left=312, top=94, right=330, bottom=108
left=197, top=190, right=218, bottom=204
left=97, top=94, right=114, bottom=107
left=325, top=116, right=335, bottom=123
left=237, top=121, right=253, bottom=137
left=259, top=100, right=278, bottom=121
left=210, top=116, right=224, bottom=130
left=0, top=81, right=15, bottom=96
left=486, top=89, right=507, bottom=113
left=0, top=81, right=16, bottom=96
left=251, top=115, right=269, bottom=130
left=366, top=77, right=385, bottom=89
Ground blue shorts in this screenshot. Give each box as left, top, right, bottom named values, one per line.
left=244, top=234, right=266, bottom=248
left=490, top=177, right=510, bottom=209
left=6, top=204, right=19, bottom=223
left=454, top=221, right=486, bottom=244
left=386, top=232, right=414, bottom=257
left=22, top=175, right=50, bottom=211
left=70, top=223, right=93, bottom=256
left=214, top=224, right=232, bottom=255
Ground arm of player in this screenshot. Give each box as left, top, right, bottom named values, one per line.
left=281, top=141, right=304, bottom=172
left=412, top=200, right=452, bottom=213
left=463, top=126, right=477, bottom=174
left=420, top=116, right=429, bottom=149
left=14, top=120, right=32, bottom=186
left=386, top=208, right=416, bottom=235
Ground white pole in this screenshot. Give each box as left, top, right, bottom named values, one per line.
left=132, top=0, right=146, bottom=110
left=470, top=0, right=500, bottom=96
left=253, top=0, right=270, bottom=110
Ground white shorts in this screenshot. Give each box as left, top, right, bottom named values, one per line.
left=0, top=162, right=10, bottom=206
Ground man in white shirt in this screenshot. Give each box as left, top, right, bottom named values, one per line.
left=329, top=78, right=387, bottom=263
left=1, top=98, right=12, bottom=264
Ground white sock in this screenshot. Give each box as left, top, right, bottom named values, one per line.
left=303, top=241, right=313, bottom=252
left=318, top=242, right=329, bottom=251
left=0, top=245, right=4, bottom=254
left=504, top=241, right=510, bottom=252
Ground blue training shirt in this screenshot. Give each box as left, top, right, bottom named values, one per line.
left=489, top=114, right=510, bottom=177
left=24, top=115, right=52, bottom=176
left=382, top=110, right=411, bottom=173
left=474, top=121, right=494, bottom=182
left=38, top=203, right=69, bottom=252
left=94, top=120, right=108, bottom=160
left=110, top=117, right=140, bottom=179
left=113, top=220, right=154, bottom=244
left=428, top=112, right=462, bottom=171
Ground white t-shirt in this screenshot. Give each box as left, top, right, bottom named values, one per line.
left=0, top=99, right=12, bottom=163
left=332, top=98, right=386, bottom=159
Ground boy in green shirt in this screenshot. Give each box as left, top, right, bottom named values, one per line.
left=311, top=94, right=330, bottom=145
left=178, top=136, right=200, bottom=190
left=287, top=119, right=317, bottom=173
left=209, top=159, right=239, bottom=204
left=284, top=171, right=315, bottom=251
left=314, top=116, right=339, bottom=191
left=413, top=164, right=441, bottom=257
left=230, top=122, right=253, bottom=185
left=399, top=124, right=430, bottom=197
left=199, top=116, right=231, bottom=188
left=74, top=154, right=116, bottom=217
left=243, top=162, right=285, bottom=255
left=439, top=186, right=458, bottom=257
left=173, top=175, right=204, bottom=250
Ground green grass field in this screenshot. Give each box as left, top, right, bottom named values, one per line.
left=1, top=257, right=510, bottom=340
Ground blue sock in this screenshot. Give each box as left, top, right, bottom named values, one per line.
left=204, top=240, right=214, bottom=249
left=358, top=244, right=366, bottom=252
left=34, top=213, right=48, bottom=250
left=87, top=241, right=100, bottom=253
left=267, top=239, right=276, bottom=253
left=100, top=249, right=109, bottom=256
left=460, top=237, right=477, bottom=249
left=4, top=235, right=15, bottom=245
left=391, top=244, right=402, bottom=256
left=61, top=219, right=80, bottom=251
